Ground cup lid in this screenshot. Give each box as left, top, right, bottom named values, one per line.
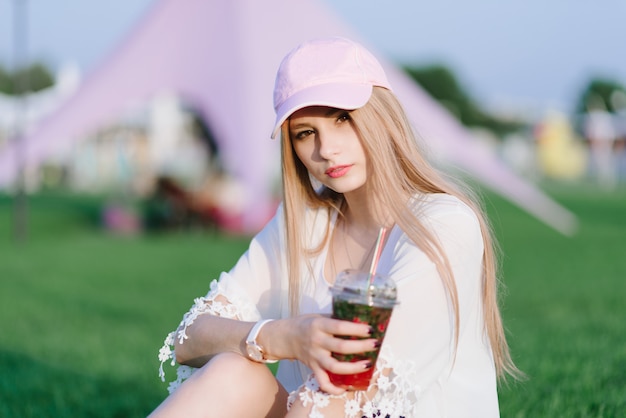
left=331, top=269, right=398, bottom=304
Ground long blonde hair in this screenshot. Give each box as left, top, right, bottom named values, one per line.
left=280, top=87, right=520, bottom=380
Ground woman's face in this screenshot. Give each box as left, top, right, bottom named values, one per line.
left=288, top=106, right=367, bottom=195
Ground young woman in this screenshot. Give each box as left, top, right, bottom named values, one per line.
left=150, top=37, right=520, bottom=418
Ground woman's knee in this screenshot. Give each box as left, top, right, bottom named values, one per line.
left=192, top=352, right=285, bottom=402
left=199, top=352, right=273, bottom=385
left=148, top=354, right=257, bottom=418
left=193, top=352, right=288, bottom=417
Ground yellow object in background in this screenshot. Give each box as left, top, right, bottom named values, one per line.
left=536, top=111, right=587, bottom=180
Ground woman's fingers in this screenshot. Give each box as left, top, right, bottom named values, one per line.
left=304, top=316, right=380, bottom=357
left=295, top=315, right=381, bottom=395
left=323, top=356, right=372, bottom=375
left=291, top=315, right=372, bottom=354
left=312, top=357, right=373, bottom=395
left=326, top=335, right=378, bottom=355
left=322, top=317, right=372, bottom=338
left=313, top=317, right=379, bottom=355
left=290, top=315, right=380, bottom=384
left=311, top=366, right=345, bottom=396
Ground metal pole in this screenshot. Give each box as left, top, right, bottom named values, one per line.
left=12, top=0, right=28, bottom=242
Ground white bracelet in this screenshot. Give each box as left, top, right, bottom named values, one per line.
left=245, top=319, right=278, bottom=363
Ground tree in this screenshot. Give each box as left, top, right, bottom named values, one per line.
left=0, top=65, right=11, bottom=93
left=0, top=62, right=55, bottom=95
left=404, top=64, right=523, bottom=137
left=574, top=77, right=626, bottom=114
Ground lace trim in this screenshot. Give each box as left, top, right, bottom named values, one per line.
left=157, top=279, right=261, bottom=393
left=287, top=347, right=420, bottom=418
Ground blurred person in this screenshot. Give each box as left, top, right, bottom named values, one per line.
left=149, top=37, right=521, bottom=418
left=194, top=169, right=248, bottom=232
left=610, top=90, right=626, bottom=180
left=584, top=95, right=618, bottom=189
left=535, top=111, right=587, bottom=180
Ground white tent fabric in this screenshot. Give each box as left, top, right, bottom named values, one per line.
left=0, top=0, right=577, bottom=234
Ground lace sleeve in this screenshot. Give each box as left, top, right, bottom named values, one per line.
left=156, top=206, right=287, bottom=393
left=157, top=278, right=262, bottom=393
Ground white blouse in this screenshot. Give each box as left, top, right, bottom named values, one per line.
left=158, top=193, right=500, bottom=417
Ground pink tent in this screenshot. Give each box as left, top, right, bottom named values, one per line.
left=0, top=0, right=577, bottom=234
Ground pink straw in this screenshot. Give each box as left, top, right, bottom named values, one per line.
left=368, top=227, right=388, bottom=281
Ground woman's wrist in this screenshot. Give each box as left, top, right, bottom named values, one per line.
left=257, top=318, right=291, bottom=361
left=245, top=319, right=278, bottom=363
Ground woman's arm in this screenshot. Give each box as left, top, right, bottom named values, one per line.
left=160, top=204, right=380, bottom=395
left=262, top=314, right=376, bottom=395
left=174, top=296, right=256, bottom=367
left=175, top=300, right=377, bottom=395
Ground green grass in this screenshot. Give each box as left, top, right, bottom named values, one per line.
left=0, top=185, right=625, bottom=417
left=491, top=183, right=626, bottom=417
left=0, top=193, right=251, bottom=417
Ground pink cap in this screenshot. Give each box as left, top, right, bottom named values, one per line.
left=271, top=37, right=391, bottom=138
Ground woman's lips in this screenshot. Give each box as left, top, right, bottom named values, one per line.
left=325, top=165, right=352, bottom=178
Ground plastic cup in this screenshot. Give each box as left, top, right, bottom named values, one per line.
left=327, top=269, right=398, bottom=391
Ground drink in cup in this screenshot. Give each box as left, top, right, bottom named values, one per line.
left=327, top=269, right=398, bottom=391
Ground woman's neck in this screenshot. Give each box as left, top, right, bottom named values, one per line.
left=342, top=190, right=392, bottom=233
left=325, top=194, right=393, bottom=282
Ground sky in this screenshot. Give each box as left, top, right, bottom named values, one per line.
left=1, top=0, right=625, bottom=116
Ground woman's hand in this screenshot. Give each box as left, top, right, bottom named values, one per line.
left=262, top=315, right=378, bottom=395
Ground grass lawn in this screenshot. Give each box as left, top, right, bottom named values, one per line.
left=1, top=184, right=625, bottom=417
left=492, top=183, right=626, bottom=417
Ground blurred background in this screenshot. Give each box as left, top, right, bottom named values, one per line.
left=1, top=0, right=625, bottom=417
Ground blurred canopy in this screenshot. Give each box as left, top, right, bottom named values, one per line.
left=0, top=62, right=55, bottom=95
left=0, top=0, right=579, bottom=235
left=405, top=64, right=524, bottom=137
left=575, top=77, right=626, bottom=114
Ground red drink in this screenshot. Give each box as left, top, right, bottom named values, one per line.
left=327, top=363, right=375, bottom=391
left=327, top=270, right=397, bottom=391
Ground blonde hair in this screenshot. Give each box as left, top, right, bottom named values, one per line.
left=280, top=87, right=521, bottom=380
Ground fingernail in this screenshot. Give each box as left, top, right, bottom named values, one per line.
left=364, top=361, right=373, bottom=369
left=368, top=326, right=374, bottom=335
left=373, top=340, right=381, bottom=348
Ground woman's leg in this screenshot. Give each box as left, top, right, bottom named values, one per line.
left=148, top=352, right=289, bottom=418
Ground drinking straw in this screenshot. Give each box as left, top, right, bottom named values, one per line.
left=368, top=227, right=388, bottom=284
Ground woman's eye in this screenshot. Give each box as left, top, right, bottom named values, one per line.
left=337, top=112, right=351, bottom=123
left=294, top=130, right=314, bottom=140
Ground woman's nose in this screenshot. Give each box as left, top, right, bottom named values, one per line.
left=317, top=133, right=339, bottom=159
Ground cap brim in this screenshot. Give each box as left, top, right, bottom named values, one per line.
left=271, top=83, right=373, bottom=139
